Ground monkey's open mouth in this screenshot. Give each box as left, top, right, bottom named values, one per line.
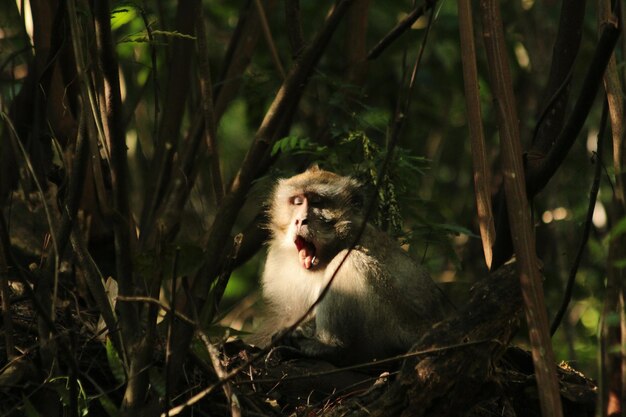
left=295, top=236, right=318, bottom=270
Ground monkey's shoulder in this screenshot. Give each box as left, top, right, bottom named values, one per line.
left=352, top=226, right=420, bottom=266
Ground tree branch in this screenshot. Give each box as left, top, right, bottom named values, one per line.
left=139, top=0, right=201, bottom=246
left=550, top=100, right=607, bottom=336
left=458, top=0, right=495, bottom=269
left=367, top=1, right=434, bottom=60
left=491, top=11, right=620, bottom=269
left=196, top=8, right=225, bottom=204
left=479, top=1, right=563, bottom=416
left=93, top=0, right=138, bottom=344
left=196, top=0, right=355, bottom=295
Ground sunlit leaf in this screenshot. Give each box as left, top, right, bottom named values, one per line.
left=111, top=5, right=140, bottom=31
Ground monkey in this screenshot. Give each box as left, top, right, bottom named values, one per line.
left=259, top=166, right=449, bottom=365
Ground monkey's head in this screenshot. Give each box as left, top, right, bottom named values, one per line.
left=268, top=166, right=364, bottom=270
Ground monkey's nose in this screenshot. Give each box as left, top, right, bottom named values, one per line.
left=295, top=218, right=308, bottom=230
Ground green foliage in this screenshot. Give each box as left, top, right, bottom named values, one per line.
left=49, top=377, right=90, bottom=416
left=111, top=4, right=140, bottom=30
left=105, top=339, right=126, bottom=385
left=271, top=136, right=328, bottom=157
left=0, top=0, right=617, bottom=411
left=98, top=395, right=122, bottom=417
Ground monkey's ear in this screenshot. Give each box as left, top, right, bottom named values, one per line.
left=306, top=163, right=321, bottom=172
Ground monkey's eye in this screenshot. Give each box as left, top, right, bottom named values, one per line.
left=291, top=196, right=305, bottom=205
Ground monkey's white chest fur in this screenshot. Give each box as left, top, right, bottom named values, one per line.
left=262, top=242, right=327, bottom=324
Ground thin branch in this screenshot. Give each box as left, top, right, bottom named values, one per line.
left=93, top=0, right=139, bottom=343
left=599, top=2, right=626, bottom=414
left=196, top=8, right=225, bottom=204
left=491, top=9, right=620, bottom=269
left=139, top=0, right=201, bottom=246
left=240, top=339, right=495, bottom=386
left=70, top=226, right=125, bottom=358
left=214, top=0, right=263, bottom=122
left=526, top=19, right=620, bottom=196
left=529, top=1, right=586, bottom=155
left=170, top=0, right=264, bottom=222
left=139, top=6, right=160, bottom=140
left=550, top=100, right=607, bottom=336
left=198, top=332, right=242, bottom=417
left=44, top=104, right=88, bottom=283
left=253, top=0, right=286, bottom=79
left=163, top=0, right=356, bottom=408
left=0, top=218, right=15, bottom=360
left=0, top=212, right=82, bottom=383
left=1, top=113, right=59, bottom=324
left=458, top=0, right=495, bottom=269
left=285, top=0, right=305, bottom=58
left=166, top=6, right=434, bottom=415
left=479, top=0, right=563, bottom=416
left=367, top=1, right=435, bottom=60
left=167, top=339, right=495, bottom=416
left=602, top=1, right=626, bottom=210
left=117, top=296, right=196, bottom=326
left=66, top=0, right=110, bottom=163
left=345, top=0, right=370, bottom=85
left=165, top=248, right=179, bottom=411
left=195, top=0, right=355, bottom=296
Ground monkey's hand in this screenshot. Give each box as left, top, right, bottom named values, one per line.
left=265, top=324, right=313, bottom=365
left=277, top=325, right=348, bottom=364
left=270, top=320, right=314, bottom=349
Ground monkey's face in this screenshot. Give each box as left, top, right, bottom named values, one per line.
left=269, top=169, right=363, bottom=271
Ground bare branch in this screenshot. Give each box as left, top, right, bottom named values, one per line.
left=254, top=0, right=286, bottom=79
left=285, top=0, right=305, bottom=58
left=139, top=0, right=201, bottom=245
left=458, top=0, right=495, bottom=269
left=196, top=8, right=225, bottom=204
left=479, top=1, right=563, bottom=416
left=550, top=100, right=607, bottom=336
left=367, top=1, right=434, bottom=60
left=196, top=0, right=356, bottom=296
left=93, top=0, right=139, bottom=344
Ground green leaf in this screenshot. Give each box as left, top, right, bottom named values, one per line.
left=48, top=377, right=90, bottom=416
left=271, top=136, right=327, bottom=157
left=151, top=30, right=196, bottom=40
left=98, top=394, right=121, bottom=417
left=105, top=338, right=126, bottom=384
left=111, top=5, right=140, bottom=31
